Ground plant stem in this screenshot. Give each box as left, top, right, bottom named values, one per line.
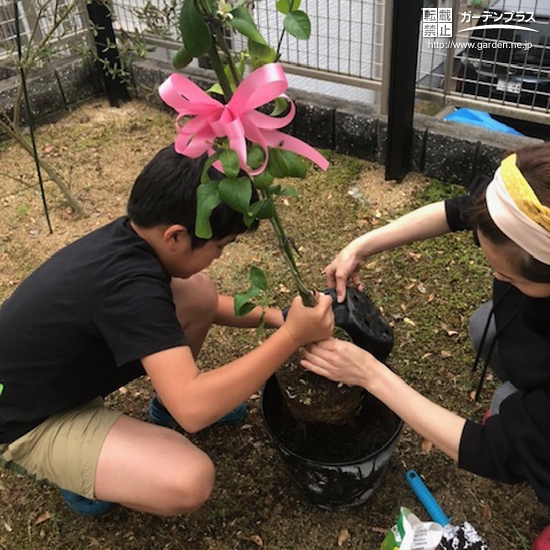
left=207, top=42, right=233, bottom=100
left=195, top=0, right=234, bottom=101
left=213, top=23, right=241, bottom=87
left=261, top=190, right=316, bottom=307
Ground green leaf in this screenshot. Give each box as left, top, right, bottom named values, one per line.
left=180, top=0, right=212, bottom=57
left=207, top=83, right=224, bottom=95
left=276, top=0, right=301, bottom=14
left=280, top=186, right=298, bottom=197
left=283, top=10, right=311, bottom=40
left=220, top=150, right=240, bottom=179
left=235, top=301, right=256, bottom=317
left=196, top=181, right=221, bottom=238
left=248, top=39, right=277, bottom=64
left=250, top=266, right=267, bottom=290
left=271, top=97, right=289, bottom=117
left=200, top=152, right=221, bottom=184
left=219, top=176, right=252, bottom=213
left=208, top=58, right=243, bottom=95
left=172, top=45, right=193, bottom=69
left=252, top=169, right=274, bottom=190
left=242, top=210, right=256, bottom=228
left=234, top=287, right=261, bottom=316
left=267, top=149, right=308, bottom=178
left=249, top=198, right=275, bottom=219
left=228, top=7, right=268, bottom=45
left=247, top=145, right=266, bottom=171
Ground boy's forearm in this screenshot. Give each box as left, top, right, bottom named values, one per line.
left=174, top=326, right=298, bottom=432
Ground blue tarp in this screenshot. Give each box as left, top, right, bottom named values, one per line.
left=444, top=108, right=524, bottom=136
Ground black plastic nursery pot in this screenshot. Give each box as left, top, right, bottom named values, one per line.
left=263, top=287, right=402, bottom=510
left=261, top=375, right=403, bottom=511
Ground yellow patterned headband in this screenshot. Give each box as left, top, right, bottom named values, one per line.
left=500, top=153, right=550, bottom=231
left=486, top=154, right=550, bottom=265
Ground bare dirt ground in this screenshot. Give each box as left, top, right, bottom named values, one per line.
left=0, top=99, right=547, bottom=550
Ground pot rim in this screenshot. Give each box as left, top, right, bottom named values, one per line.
left=260, top=376, right=404, bottom=467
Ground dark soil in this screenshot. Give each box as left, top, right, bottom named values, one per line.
left=274, top=353, right=364, bottom=426
left=263, top=376, right=401, bottom=463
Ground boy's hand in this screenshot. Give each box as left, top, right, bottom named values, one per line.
left=284, top=293, right=334, bottom=346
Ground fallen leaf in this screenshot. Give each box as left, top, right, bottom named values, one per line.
left=421, top=439, right=434, bottom=453
left=482, top=505, right=492, bottom=521
left=417, top=282, right=426, bottom=294
left=446, top=330, right=459, bottom=337
left=3, top=521, right=12, bottom=532
left=440, top=350, right=452, bottom=358
left=240, top=424, right=252, bottom=430
left=403, top=317, right=416, bottom=327
left=421, top=352, right=432, bottom=360
left=247, top=534, right=263, bottom=547
left=337, top=528, right=350, bottom=547
left=408, top=252, right=422, bottom=261
left=427, top=293, right=435, bottom=302
left=35, top=511, right=52, bottom=525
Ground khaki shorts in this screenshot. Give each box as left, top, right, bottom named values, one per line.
left=0, top=398, right=123, bottom=499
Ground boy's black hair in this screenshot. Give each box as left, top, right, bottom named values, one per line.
left=127, top=145, right=259, bottom=248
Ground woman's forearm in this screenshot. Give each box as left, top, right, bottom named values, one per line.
left=350, top=201, right=451, bottom=259
left=367, top=364, right=465, bottom=461
left=301, top=338, right=465, bottom=461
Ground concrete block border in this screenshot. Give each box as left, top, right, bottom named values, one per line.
left=0, top=56, right=100, bottom=132
left=1, top=55, right=541, bottom=185
left=130, top=59, right=541, bottom=185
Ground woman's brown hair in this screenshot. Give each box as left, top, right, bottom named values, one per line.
left=469, top=143, right=550, bottom=283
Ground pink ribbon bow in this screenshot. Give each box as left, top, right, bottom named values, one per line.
left=158, top=62, right=329, bottom=176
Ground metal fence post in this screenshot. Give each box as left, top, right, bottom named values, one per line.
left=385, top=0, right=423, bottom=182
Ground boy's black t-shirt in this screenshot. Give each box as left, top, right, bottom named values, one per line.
left=0, top=217, right=187, bottom=443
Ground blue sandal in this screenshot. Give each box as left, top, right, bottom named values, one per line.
left=149, top=397, right=247, bottom=429
left=60, top=489, right=117, bottom=516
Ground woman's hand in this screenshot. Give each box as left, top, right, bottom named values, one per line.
left=284, top=293, right=334, bottom=346
left=300, top=337, right=380, bottom=388
left=301, top=337, right=466, bottom=462
left=324, top=243, right=366, bottom=303
left=325, top=202, right=452, bottom=304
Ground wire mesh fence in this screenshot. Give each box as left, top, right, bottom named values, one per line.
left=0, top=0, right=88, bottom=67
left=1, top=0, right=549, bottom=122
left=418, top=0, right=550, bottom=120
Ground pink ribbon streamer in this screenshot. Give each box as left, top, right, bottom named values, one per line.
left=158, top=62, right=329, bottom=176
